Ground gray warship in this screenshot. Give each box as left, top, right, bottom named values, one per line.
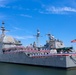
left=0, top=22, right=76, bottom=69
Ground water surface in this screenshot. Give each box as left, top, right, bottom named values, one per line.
left=0, top=63, right=76, bottom=75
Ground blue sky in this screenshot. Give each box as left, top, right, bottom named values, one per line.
left=0, top=0, right=76, bottom=48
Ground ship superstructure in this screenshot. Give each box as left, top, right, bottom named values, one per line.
left=44, top=33, right=64, bottom=49
left=0, top=22, right=22, bottom=53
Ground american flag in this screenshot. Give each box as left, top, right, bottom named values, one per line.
left=71, top=39, right=76, bottom=43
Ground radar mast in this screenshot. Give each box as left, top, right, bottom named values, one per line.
left=46, top=33, right=55, bottom=41
left=33, top=29, right=41, bottom=47
left=0, top=21, right=9, bottom=37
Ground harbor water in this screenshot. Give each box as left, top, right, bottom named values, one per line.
left=0, top=63, right=76, bottom=75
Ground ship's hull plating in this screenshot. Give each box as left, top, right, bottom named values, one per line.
left=0, top=52, right=76, bottom=69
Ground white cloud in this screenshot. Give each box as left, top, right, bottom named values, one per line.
left=39, top=6, right=76, bottom=14
left=25, top=36, right=34, bottom=39
left=13, top=27, right=23, bottom=31
left=14, top=35, right=34, bottom=40
left=39, top=10, right=49, bottom=14
left=20, top=14, right=32, bottom=18
left=0, top=0, right=17, bottom=8
left=46, top=6, right=76, bottom=13
left=0, top=0, right=15, bottom=9
left=14, top=36, right=26, bottom=40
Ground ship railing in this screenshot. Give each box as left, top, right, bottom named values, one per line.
left=30, top=53, right=76, bottom=58
left=28, top=50, right=76, bottom=57
left=4, top=50, right=76, bottom=57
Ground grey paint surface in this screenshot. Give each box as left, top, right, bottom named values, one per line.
left=0, top=52, right=76, bottom=68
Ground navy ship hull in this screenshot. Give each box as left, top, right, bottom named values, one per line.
left=0, top=22, right=76, bottom=70
left=0, top=52, right=76, bottom=69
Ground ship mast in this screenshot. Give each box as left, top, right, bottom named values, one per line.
left=0, top=21, right=8, bottom=37
left=34, top=29, right=41, bottom=47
